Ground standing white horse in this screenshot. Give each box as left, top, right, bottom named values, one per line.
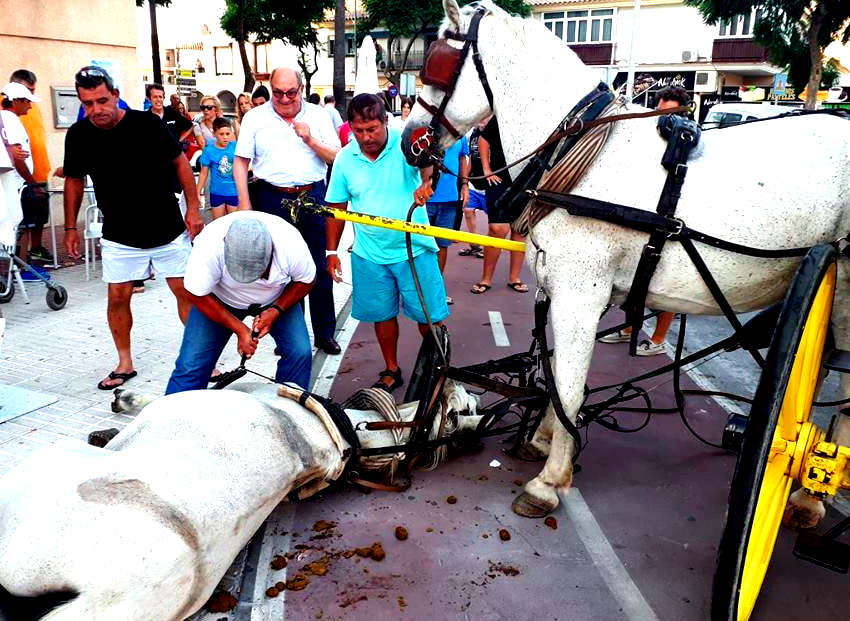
left=402, top=0, right=850, bottom=519
left=0, top=382, right=480, bottom=621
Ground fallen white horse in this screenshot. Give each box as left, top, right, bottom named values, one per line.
left=0, top=382, right=480, bottom=621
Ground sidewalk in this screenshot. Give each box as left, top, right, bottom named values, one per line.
left=0, top=224, right=354, bottom=476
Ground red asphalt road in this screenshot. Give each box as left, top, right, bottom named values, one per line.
left=273, top=248, right=848, bottom=621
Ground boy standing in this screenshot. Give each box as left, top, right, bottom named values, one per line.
left=198, top=118, right=238, bottom=219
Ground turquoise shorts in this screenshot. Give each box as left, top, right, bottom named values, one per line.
left=351, top=251, right=450, bottom=324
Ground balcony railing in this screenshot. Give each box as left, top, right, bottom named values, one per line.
left=568, top=43, right=614, bottom=66
left=712, top=38, right=769, bottom=63
left=387, top=51, right=426, bottom=71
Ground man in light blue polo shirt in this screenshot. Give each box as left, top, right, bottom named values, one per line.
left=325, top=93, right=448, bottom=393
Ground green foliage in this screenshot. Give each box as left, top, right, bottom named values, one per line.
left=221, top=0, right=333, bottom=49
left=684, top=0, right=850, bottom=93
left=822, top=58, right=840, bottom=89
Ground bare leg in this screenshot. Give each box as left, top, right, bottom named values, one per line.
left=103, top=282, right=135, bottom=386
left=463, top=207, right=478, bottom=236
left=374, top=318, right=400, bottom=389
left=478, top=223, right=509, bottom=286
left=166, top=277, right=191, bottom=325
left=436, top=247, right=448, bottom=273
left=650, top=311, right=675, bottom=344
left=507, top=230, right=526, bottom=284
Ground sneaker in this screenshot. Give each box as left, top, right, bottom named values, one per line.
left=635, top=339, right=666, bottom=356
left=27, top=246, right=54, bottom=263
left=459, top=245, right=483, bottom=257
left=598, top=329, right=631, bottom=344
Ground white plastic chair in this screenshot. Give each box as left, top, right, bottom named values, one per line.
left=84, top=203, right=103, bottom=281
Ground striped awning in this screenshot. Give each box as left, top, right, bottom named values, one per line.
left=176, top=42, right=204, bottom=50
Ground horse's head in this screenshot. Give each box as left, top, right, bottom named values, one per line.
left=401, top=0, right=502, bottom=166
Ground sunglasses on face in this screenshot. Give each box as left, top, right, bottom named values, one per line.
left=200, top=105, right=216, bottom=111
left=272, top=87, right=300, bottom=100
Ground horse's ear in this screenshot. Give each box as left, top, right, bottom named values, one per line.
left=443, top=0, right=462, bottom=30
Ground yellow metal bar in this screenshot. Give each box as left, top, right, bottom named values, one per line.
left=301, top=203, right=527, bottom=253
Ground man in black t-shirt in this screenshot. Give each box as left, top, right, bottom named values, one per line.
left=63, top=66, right=204, bottom=391
left=148, top=83, right=193, bottom=142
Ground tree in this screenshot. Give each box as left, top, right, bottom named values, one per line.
left=221, top=0, right=333, bottom=94
left=359, top=0, right=530, bottom=89
left=684, top=0, right=850, bottom=109
left=333, top=0, right=346, bottom=117
left=297, top=40, right=323, bottom=95
left=136, top=0, right=173, bottom=87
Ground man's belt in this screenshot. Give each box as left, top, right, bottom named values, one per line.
left=266, top=181, right=315, bottom=193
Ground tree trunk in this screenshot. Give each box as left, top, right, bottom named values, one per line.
left=235, top=0, right=255, bottom=93
left=805, top=1, right=825, bottom=110
left=333, top=0, right=347, bottom=119
left=149, top=0, right=162, bottom=85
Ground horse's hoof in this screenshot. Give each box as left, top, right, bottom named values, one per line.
left=782, top=490, right=825, bottom=530
left=515, top=442, right=548, bottom=462
left=512, top=492, right=554, bottom=518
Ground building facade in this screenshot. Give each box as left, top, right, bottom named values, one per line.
left=529, top=0, right=785, bottom=120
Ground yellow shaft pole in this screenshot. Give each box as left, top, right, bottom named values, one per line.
left=302, top=204, right=527, bottom=253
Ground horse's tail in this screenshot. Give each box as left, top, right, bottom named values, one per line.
left=38, top=596, right=91, bottom=621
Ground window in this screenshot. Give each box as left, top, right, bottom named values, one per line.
left=543, top=8, right=614, bottom=43
left=718, top=9, right=762, bottom=37
left=253, top=43, right=269, bottom=73
left=328, top=35, right=355, bottom=57
left=214, top=45, right=233, bottom=75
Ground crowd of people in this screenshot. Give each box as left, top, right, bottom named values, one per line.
left=1, top=62, right=692, bottom=396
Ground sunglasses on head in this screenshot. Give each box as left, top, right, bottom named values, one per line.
left=76, top=67, right=108, bottom=80
left=200, top=105, right=216, bottom=111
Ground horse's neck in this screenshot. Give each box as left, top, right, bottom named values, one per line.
left=487, top=26, right=597, bottom=168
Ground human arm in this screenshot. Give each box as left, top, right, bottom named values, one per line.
left=459, top=154, right=470, bottom=206
left=293, top=122, right=340, bottom=164
left=187, top=291, right=259, bottom=358
left=12, top=146, right=36, bottom=185
left=252, top=278, right=315, bottom=338
left=196, top=165, right=209, bottom=203
left=413, top=166, right=435, bottom=206
left=173, top=152, right=203, bottom=238
left=478, top=136, right=501, bottom=186
left=234, top=155, right=252, bottom=210
left=325, top=201, right=348, bottom=282
left=62, top=176, right=85, bottom=259
left=194, top=124, right=207, bottom=150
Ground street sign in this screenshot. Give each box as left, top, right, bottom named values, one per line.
left=388, top=84, right=398, bottom=98
left=176, top=68, right=196, bottom=78
left=177, top=87, right=198, bottom=97
left=176, top=76, right=196, bottom=87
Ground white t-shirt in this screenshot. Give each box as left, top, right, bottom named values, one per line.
left=0, top=110, right=32, bottom=189
left=235, top=101, right=340, bottom=187
left=183, top=211, right=316, bottom=309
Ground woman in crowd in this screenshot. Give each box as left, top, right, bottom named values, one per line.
left=234, top=92, right=253, bottom=136
left=193, top=95, right=220, bottom=150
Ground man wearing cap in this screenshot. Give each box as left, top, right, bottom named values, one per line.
left=165, top=211, right=316, bottom=394
left=0, top=82, right=39, bottom=220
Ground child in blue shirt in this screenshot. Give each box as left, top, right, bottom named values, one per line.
left=197, top=117, right=238, bottom=219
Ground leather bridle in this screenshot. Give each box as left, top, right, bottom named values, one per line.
left=411, top=7, right=494, bottom=159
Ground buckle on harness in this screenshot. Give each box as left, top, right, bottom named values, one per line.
left=666, top=217, right=684, bottom=238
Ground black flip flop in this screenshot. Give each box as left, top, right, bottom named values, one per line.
left=372, top=368, right=403, bottom=393
left=97, top=370, right=137, bottom=391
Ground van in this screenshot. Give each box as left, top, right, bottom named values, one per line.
left=702, top=103, right=798, bottom=129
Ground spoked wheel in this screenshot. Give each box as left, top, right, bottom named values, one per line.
left=712, top=244, right=837, bottom=621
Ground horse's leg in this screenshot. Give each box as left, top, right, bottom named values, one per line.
left=516, top=407, right=554, bottom=461
left=512, top=273, right=611, bottom=518
left=784, top=259, right=850, bottom=529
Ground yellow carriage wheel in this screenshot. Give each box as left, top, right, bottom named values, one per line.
left=711, top=244, right=837, bottom=621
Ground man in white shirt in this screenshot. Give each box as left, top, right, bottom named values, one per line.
left=234, top=66, right=343, bottom=356
left=323, top=94, right=344, bottom=132
left=165, top=212, right=316, bottom=394
left=0, top=83, right=36, bottom=194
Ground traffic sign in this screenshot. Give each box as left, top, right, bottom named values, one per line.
left=388, top=84, right=398, bottom=98
left=177, top=87, right=198, bottom=97
left=176, top=68, right=196, bottom=78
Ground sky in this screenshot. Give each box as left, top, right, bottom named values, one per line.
left=135, top=0, right=228, bottom=43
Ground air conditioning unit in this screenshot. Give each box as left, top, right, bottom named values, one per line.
left=693, top=70, right=717, bottom=92
left=681, top=49, right=699, bottom=62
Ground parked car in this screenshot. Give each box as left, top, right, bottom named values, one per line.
left=702, top=103, right=799, bottom=129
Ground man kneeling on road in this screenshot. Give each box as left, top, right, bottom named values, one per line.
left=165, top=212, right=316, bottom=394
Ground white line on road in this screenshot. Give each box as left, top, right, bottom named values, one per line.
left=311, top=305, right=360, bottom=397
left=489, top=311, right=510, bottom=347
left=560, top=488, right=661, bottom=621
left=249, top=503, right=296, bottom=621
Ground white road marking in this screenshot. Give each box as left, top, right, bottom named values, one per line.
left=311, top=306, right=360, bottom=397
left=249, top=503, right=296, bottom=621
left=489, top=311, right=510, bottom=347
left=560, top=489, right=661, bottom=621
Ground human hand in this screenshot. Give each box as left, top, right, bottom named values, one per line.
left=184, top=208, right=204, bottom=240
left=11, top=145, right=29, bottom=164
left=293, top=122, right=312, bottom=143
left=486, top=173, right=502, bottom=186
left=236, top=326, right=259, bottom=359
left=64, top=229, right=81, bottom=260
left=413, top=183, right=434, bottom=206
left=252, top=307, right=280, bottom=339
left=327, top=254, right=343, bottom=283
left=53, top=166, right=65, bottom=178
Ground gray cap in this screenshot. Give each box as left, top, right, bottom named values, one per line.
left=224, top=217, right=273, bottom=283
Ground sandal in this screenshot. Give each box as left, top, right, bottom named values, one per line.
left=446, top=295, right=454, bottom=305
left=470, top=283, right=492, bottom=294
left=459, top=245, right=483, bottom=256
left=97, top=370, right=137, bottom=390
left=372, top=367, right=403, bottom=393
left=507, top=281, right=529, bottom=293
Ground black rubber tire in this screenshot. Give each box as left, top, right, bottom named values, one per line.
left=45, top=285, right=68, bottom=311
left=711, top=243, right=837, bottom=621
left=0, top=284, right=13, bottom=304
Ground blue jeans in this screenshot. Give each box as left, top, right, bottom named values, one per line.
left=165, top=302, right=313, bottom=394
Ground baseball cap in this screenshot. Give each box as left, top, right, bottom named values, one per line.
left=224, top=217, right=273, bottom=283
left=1, top=82, right=39, bottom=103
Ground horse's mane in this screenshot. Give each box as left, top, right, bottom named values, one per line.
left=439, top=0, right=545, bottom=46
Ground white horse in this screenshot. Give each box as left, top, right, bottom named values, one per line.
left=0, top=382, right=480, bottom=621
left=402, top=0, right=850, bottom=519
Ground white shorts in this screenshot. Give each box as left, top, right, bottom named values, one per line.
left=101, top=233, right=191, bottom=284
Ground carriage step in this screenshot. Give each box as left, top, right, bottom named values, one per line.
left=793, top=531, right=850, bottom=574
left=825, top=349, right=850, bottom=374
